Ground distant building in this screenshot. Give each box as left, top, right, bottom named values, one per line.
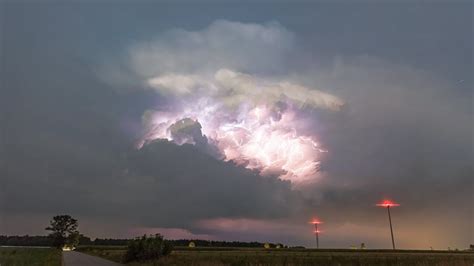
left=188, top=241, right=195, bottom=248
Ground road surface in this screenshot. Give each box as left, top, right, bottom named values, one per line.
left=63, top=251, right=123, bottom=266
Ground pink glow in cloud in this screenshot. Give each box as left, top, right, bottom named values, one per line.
left=138, top=70, right=342, bottom=183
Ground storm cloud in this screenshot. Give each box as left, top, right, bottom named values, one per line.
left=1, top=2, right=472, bottom=249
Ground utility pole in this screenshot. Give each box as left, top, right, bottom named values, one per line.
left=310, top=219, right=322, bottom=249
left=377, top=200, right=399, bottom=250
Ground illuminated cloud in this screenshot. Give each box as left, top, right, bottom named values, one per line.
left=128, top=20, right=344, bottom=183
left=147, top=69, right=343, bottom=111
left=140, top=68, right=344, bottom=182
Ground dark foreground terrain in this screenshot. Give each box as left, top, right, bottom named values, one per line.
left=0, top=247, right=61, bottom=266
left=77, top=246, right=474, bottom=266
left=1, top=246, right=472, bottom=266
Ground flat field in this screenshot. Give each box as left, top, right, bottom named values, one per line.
left=0, top=247, right=61, bottom=266
left=77, top=246, right=474, bottom=266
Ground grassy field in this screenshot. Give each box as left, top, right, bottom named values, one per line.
left=0, top=247, right=61, bottom=266
left=77, top=245, right=474, bottom=266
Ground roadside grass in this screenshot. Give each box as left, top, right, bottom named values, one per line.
left=76, top=246, right=125, bottom=263
left=77, top=246, right=474, bottom=266
left=0, top=247, right=61, bottom=266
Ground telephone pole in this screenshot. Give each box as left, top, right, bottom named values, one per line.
left=376, top=200, right=399, bottom=250
left=310, top=219, right=322, bottom=248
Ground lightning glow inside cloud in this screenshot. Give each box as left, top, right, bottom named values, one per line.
left=139, top=69, right=343, bottom=183
left=123, top=21, right=344, bottom=183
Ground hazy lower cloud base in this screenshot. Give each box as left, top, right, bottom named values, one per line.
left=2, top=4, right=472, bottom=250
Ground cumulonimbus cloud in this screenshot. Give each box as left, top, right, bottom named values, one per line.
left=123, top=20, right=344, bottom=183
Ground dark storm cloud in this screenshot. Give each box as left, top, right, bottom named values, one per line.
left=0, top=33, right=300, bottom=228
left=126, top=140, right=301, bottom=227
left=290, top=56, right=473, bottom=247
left=1, top=2, right=472, bottom=249
left=0, top=8, right=302, bottom=231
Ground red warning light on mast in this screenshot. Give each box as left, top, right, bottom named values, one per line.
left=376, top=200, right=400, bottom=208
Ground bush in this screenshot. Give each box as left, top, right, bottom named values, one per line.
left=124, top=234, right=173, bottom=262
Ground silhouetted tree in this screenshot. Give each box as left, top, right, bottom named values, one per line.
left=45, top=215, right=79, bottom=249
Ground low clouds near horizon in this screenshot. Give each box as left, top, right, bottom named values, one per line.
left=1, top=4, right=472, bottom=250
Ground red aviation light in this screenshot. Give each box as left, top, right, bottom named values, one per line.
left=376, top=200, right=400, bottom=208
left=309, top=219, right=322, bottom=225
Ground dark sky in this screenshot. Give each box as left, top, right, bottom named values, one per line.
left=1, top=1, right=472, bottom=249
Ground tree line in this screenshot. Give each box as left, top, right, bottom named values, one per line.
left=1, top=215, right=286, bottom=249
left=0, top=235, right=123, bottom=246
left=0, top=235, right=285, bottom=248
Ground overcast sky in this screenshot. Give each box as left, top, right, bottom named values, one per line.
left=1, top=1, right=472, bottom=249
